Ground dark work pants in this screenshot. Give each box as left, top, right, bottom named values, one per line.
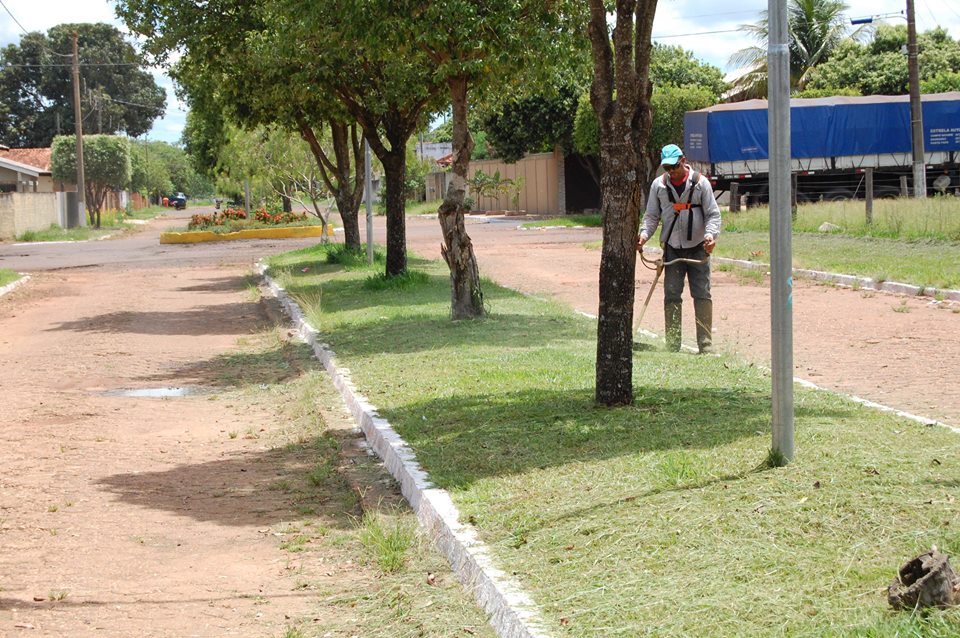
left=663, top=243, right=711, bottom=303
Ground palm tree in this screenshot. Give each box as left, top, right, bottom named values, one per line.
left=728, top=0, right=864, bottom=99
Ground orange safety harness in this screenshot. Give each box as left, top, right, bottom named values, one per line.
left=662, top=170, right=701, bottom=243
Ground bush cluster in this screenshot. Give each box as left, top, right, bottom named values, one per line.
left=254, top=209, right=309, bottom=225
left=188, top=208, right=248, bottom=229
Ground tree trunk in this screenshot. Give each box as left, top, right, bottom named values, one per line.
left=336, top=190, right=361, bottom=248
left=595, top=132, right=643, bottom=405
left=381, top=150, right=407, bottom=276
left=298, top=117, right=363, bottom=250
left=281, top=192, right=292, bottom=213
left=438, top=75, right=484, bottom=319
left=587, top=0, right=657, bottom=406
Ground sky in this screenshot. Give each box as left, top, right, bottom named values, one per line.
left=2, top=0, right=960, bottom=145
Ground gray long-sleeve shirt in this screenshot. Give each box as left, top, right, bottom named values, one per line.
left=640, top=167, right=721, bottom=249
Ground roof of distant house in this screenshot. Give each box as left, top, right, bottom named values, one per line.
left=0, top=147, right=52, bottom=172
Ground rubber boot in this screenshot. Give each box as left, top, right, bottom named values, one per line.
left=664, top=302, right=682, bottom=352
left=694, top=298, right=713, bottom=354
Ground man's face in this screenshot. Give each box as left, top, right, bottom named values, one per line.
left=663, top=158, right=686, bottom=179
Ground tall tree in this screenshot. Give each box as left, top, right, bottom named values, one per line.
left=0, top=24, right=165, bottom=147
left=376, top=0, right=582, bottom=318
left=587, top=0, right=658, bottom=406
left=51, top=135, right=132, bottom=227
left=729, top=0, right=860, bottom=97
left=116, top=1, right=372, bottom=251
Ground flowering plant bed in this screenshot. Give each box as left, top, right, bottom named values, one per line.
left=162, top=207, right=327, bottom=244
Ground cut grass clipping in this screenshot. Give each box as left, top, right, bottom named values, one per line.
left=266, top=243, right=960, bottom=637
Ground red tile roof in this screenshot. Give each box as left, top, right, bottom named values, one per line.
left=0, top=148, right=52, bottom=172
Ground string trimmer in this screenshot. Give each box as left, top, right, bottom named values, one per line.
left=634, top=246, right=710, bottom=330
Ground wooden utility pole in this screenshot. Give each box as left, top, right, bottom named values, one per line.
left=906, top=0, right=926, bottom=198
left=71, top=31, right=86, bottom=228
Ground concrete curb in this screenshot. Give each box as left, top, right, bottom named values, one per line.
left=256, top=262, right=553, bottom=638
left=626, top=314, right=958, bottom=434
left=0, top=274, right=30, bottom=298
left=713, top=256, right=960, bottom=302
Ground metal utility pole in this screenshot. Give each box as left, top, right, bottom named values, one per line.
left=364, top=138, right=374, bottom=264
left=906, top=0, right=926, bottom=198
left=768, top=0, right=794, bottom=462
left=70, top=31, right=86, bottom=229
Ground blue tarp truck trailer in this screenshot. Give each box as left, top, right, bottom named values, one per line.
left=684, top=92, right=960, bottom=204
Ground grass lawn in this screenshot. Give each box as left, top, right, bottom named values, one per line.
left=716, top=232, right=960, bottom=290
left=729, top=197, right=960, bottom=242
left=16, top=224, right=119, bottom=242
left=124, top=204, right=166, bottom=220
left=0, top=268, right=20, bottom=287
left=266, top=243, right=960, bottom=637
left=404, top=200, right=441, bottom=216
left=521, top=214, right=602, bottom=229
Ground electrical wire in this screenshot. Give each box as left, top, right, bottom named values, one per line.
left=1, top=62, right=143, bottom=68
left=653, top=28, right=743, bottom=40
left=0, top=0, right=29, bottom=36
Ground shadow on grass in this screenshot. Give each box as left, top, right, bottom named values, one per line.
left=378, top=387, right=858, bottom=490
left=320, top=306, right=585, bottom=357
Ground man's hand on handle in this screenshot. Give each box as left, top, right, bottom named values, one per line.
left=637, top=234, right=648, bottom=252
left=704, top=234, right=716, bottom=254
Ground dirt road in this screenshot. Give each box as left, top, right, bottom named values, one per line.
left=0, top=214, right=491, bottom=637
left=403, top=214, right=960, bottom=427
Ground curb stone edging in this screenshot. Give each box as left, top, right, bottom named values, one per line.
left=256, top=262, right=554, bottom=638
left=714, top=256, right=960, bottom=302
left=0, top=274, right=30, bottom=298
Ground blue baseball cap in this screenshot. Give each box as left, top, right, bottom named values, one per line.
left=660, top=144, right=684, bottom=165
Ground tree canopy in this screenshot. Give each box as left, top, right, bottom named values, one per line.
left=0, top=23, right=165, bottom=147
left=806, top=25, right=960, bottom=95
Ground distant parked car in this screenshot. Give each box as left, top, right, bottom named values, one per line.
left=170, top=192, right=187, bottom=210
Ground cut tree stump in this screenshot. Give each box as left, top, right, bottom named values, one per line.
left=888, top=550, right=960, bottom=610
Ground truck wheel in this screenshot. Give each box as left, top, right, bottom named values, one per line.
left=823, top=189, right=854, bottom=201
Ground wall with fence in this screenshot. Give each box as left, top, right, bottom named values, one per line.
left=469, top=150, right=562, bottom=214
left=0, top=192, right=59, bottom=240
left=425, top=149, right=564, bottom=215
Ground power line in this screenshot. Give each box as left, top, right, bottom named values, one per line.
left=1, top=62, right=143, bottom=68
left=654, top=28, right=743, bottom=39
left=0, top=0, right=29, bottom=36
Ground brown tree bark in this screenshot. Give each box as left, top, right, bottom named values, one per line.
left=298, top=117, right=363, bottom=250
left=380, top=146, right=408, bottom=276
left=587, top=0, right=658, bottom=406
left=437, top=74, right=484, bottom=319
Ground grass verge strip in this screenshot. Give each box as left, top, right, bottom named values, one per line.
left=259, top=261, right=553, bottom=638
left=0, top=268, right=22, bottom=289
left=265, top=243, right=960, bottom=637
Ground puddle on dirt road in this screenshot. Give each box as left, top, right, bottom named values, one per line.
left=98, top=386, right=214, bottom=398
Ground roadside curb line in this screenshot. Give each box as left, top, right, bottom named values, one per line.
left=714, top=256, right=960, bottom=302
left=793, top=378, right=960, bottom=434
left=256, top=262, right=553, bottom=638
left=581, top=311, right=959, bottom=434
left=0, top=274, right=30, bottom=298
